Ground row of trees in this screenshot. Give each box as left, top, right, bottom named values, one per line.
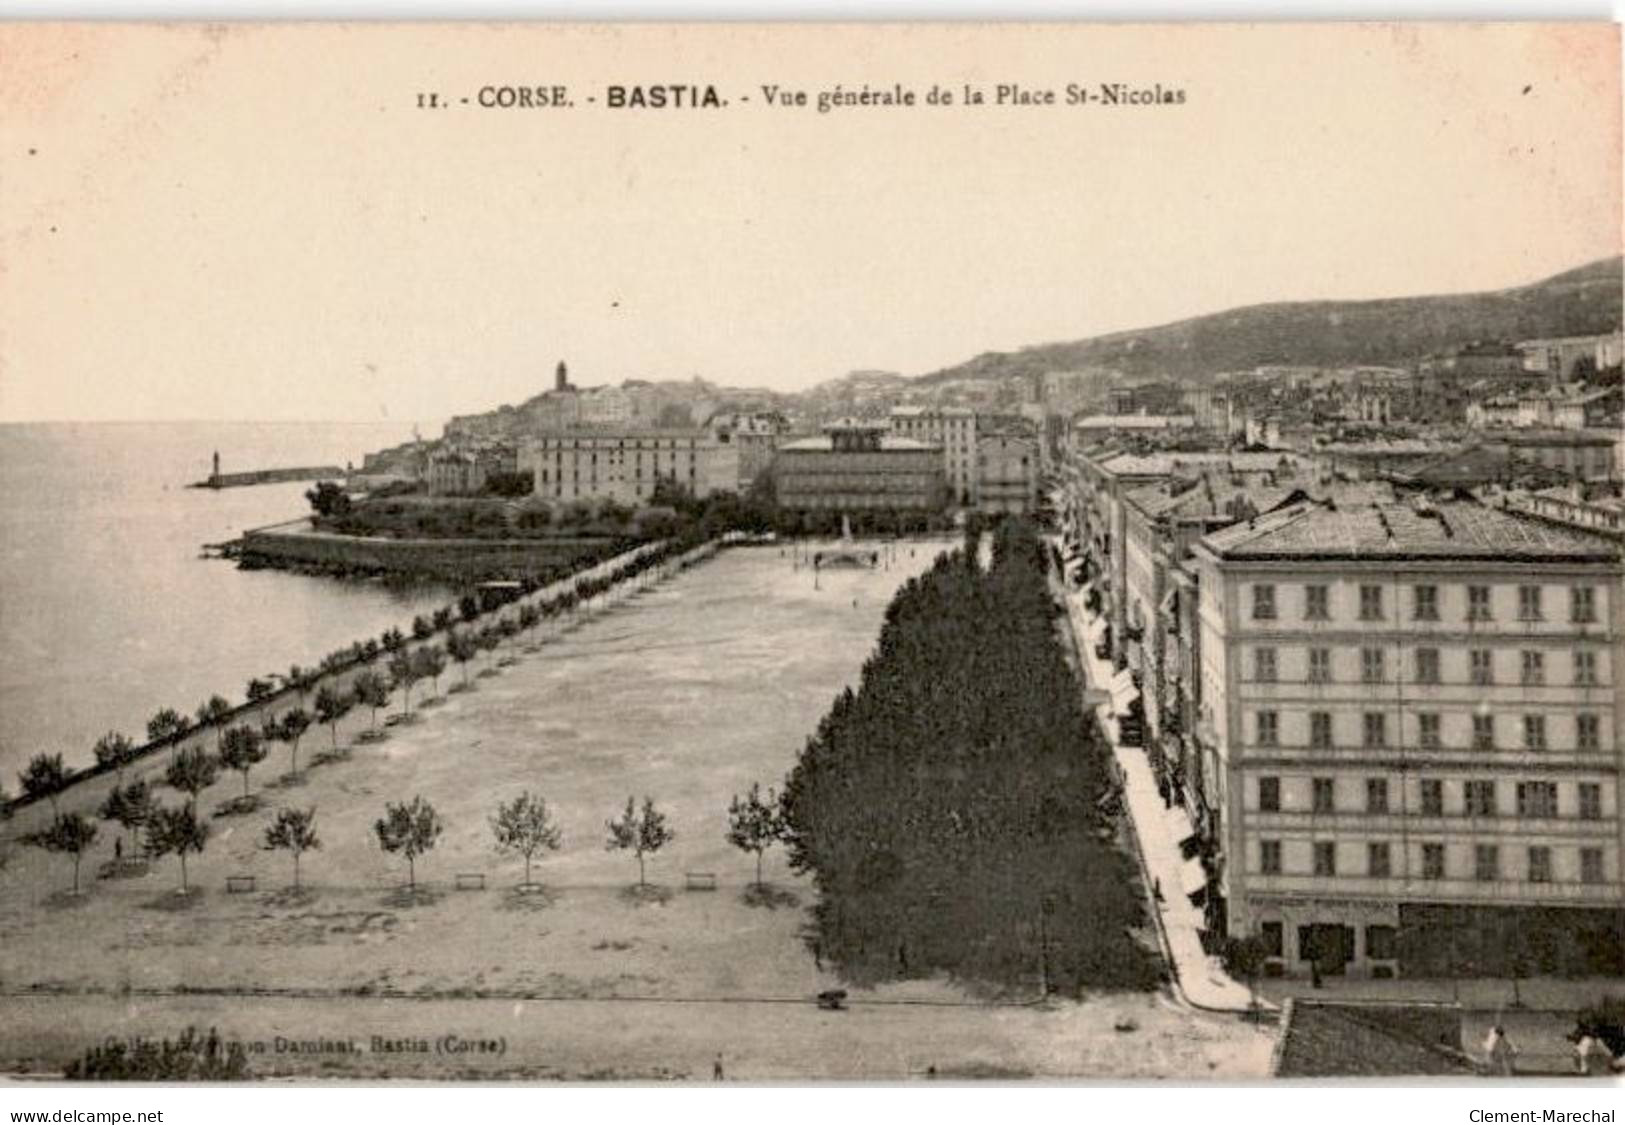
left=23, top=782, right=787, bottom=900
left=780, top=517, right=1160, bottom=994
left=9, top=539, right=711, bottom=817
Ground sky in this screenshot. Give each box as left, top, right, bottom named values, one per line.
left=0, top=22, right=1619, bottom=425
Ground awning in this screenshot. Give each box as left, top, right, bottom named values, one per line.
left=1108, top=669, right=1140, bottom=714
left=1180, top=858, right=1208, bottom=904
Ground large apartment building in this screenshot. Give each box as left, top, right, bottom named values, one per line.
left=518, top=430, right=740, bottom=506
left=1190, top=499, right=1624, bottom=979
left=889, top=406, right=978, bottom=506
left=773, top=421, right=945, bottom=513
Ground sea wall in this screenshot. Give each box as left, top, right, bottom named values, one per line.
left=192, top=466, right=345, bottom=489
left=236, top=520, right=621, bottom=581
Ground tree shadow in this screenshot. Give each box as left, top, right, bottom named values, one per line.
left=418, top=696, right=447, bottom=711
left=617, top=883, right=673, bottom=907
left=143, top=887, right=206, bottom=912
left=448, top=682, right=476, bottom=695
left=42, top=889, right=93, bottom=911
left=740, top=883, right=801, bottom=911
left=260, top=885, right=318, bottom=910
left=354, top=728, right=390, bottom=745
left=498, top=884, right=559, bottom=913
left=380, top=885, right=445, bottom=910
left=307, top=748, right=350, bottom=770
left=212, top=794, right=264, bottom=818
left=266, top=772, right=308, bottom=791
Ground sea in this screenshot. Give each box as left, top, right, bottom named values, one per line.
left=0, top=421, right=454, bottom=784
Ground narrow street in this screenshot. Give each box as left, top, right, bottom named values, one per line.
left=1047, top=530, right=1258, bottom=1014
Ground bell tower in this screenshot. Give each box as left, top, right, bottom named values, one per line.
left=555, top=361, right=568, bottom=393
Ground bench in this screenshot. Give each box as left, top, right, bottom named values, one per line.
left=455, top=873, right=486, bottom=891
left=685, top=872, right=718, bottom=891
left=225, top=875, right=256, bottom=894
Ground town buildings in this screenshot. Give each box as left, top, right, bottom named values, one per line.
left=1517, top=330, right=1625, bottom=382
left=1417, top=341, right=1529, bottom=382
left=888, top=406, right=978, bottom=505
left=518, top=429, right=740, bottom=506
left=773, top=421, right=946, bottom=513
left=426, top=444, right=516, bottom=495
left=975, top=431, right=1041, bottom=515
left=1189, top=499, right=1623, bottom=979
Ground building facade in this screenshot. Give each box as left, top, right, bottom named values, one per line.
left=773, top=422, right=945, bottom=512
left=518, top=430, right=739, bottom=506
left=1190, top=499, right=1624, bottom=979
left=889, top=406, right=978, bottom=506
left=975, top=432, right=1040, bottom=514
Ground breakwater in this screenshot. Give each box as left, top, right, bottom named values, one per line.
left=230, top=519, right=621, bottom=582
left=190, top=466, right=345, bottom=489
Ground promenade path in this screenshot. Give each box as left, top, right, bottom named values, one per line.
left=1050, top=559, right=1258, bottom=1014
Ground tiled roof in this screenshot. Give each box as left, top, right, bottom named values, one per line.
left=1273, top=1001, right=1478, bottom=1078
left=1202, top=498, right=1621, bottom=562
left=1102, top=452, right=1303, bottom=477
left=1125, top=475, right=1301, bottom=521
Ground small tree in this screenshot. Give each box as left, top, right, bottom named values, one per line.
left=305, top=480, right=352, bottom=518
left=264, top=807, right=320, bottom=889
left=459, top=594, right=481, bottom=624
left=218, top=725, right=267, bottom=799
left=99, top=779, right=153, bottom=860
left=352, top=671, right=391, bottom=734
left=194, top=696, right=232, bottom=751
left=19, top=752, right=68, bottom=816
left=30, top=812, right=98, bottom=895
left=146, top=803, right=210, bottom=894
left=146, top=707, right=188, bottom=761
left=605, top=795, right=675, bottom=888
left=476, top=625, right=501, bottom=671
left=432, top=606, right=454, bottom=632
left=164, top=746, right=218, bottom=809
left=92, top=731, right=138, bottom=781
left=388, top=651, right=419, bottom=717
left=490, top=791, right=563, bottom=887
left=726, top=783, right=785, bottom=888
left=374, top=796, right=442, bottom=890
left=413, top=645, right=446, bottom=699
left=244, top=677, right=276, bottom=716
left=412, top=615, right=434, bottom=641
left=447, top=630, right=479, bottom=687
left=313, top=685, right=353, bottom=753
left=285, top=665, right=314, bottom=709
left=278, top=707, right=312, bottom=775
left=1222, top=934, right=1271, bottom=1021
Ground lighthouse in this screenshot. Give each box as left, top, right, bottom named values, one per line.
left=211, top=450, right=221, bottom=486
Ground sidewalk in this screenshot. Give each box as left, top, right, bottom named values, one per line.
left=1055, top=578, right=1260, bottom=1014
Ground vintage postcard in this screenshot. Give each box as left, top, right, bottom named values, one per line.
left=0, top=21, right=1621, bottom=1088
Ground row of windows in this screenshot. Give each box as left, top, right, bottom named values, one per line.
left=1257, top=840, right=1608, bottom=884
left=1249, top=645, right=1604, bottom=687
left=1257, top=776, right=1607, bottom=818
left=533, top=439, right=699, bottom=450
left=1253, top=710, right=1603, bottom=751
left=1251, top=582, right=1599, bottom=625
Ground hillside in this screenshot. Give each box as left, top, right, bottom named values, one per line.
left=918, top=256, right=1623, bottom=387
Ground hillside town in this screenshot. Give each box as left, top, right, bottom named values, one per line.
left=337, top=323, right=1625, bottom=996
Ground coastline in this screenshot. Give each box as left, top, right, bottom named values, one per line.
left=1, top=535, right=714, bottom=822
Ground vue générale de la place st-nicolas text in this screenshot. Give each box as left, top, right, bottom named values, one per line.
left=418, top=82, right=1188, bottom=111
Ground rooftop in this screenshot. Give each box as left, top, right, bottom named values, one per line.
left=1272, top=1000, right=1477, bottom=1078
left=1073, top=414, right=1196, bottom=430
left=778, top=434, right=939, bottom=452
left=1201, top=498, right=1622, bottom=563
left=1101, top=451, right=1303, bottom=478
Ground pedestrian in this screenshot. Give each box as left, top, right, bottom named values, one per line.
left=713, top=1053, right=724, bottom=1081
left=1483, top=1025, right=1517, bottom=1076
left=114, top=838, right=122, bottom=864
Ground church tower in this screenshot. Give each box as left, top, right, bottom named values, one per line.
left=555, top=361, right=568, bottom=393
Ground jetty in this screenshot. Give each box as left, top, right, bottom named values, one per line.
left=188, top=450, right=345, bottom=490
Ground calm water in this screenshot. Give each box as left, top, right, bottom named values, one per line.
left=0, top=421, right=452, bottom=783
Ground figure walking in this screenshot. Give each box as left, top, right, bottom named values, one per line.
left=1484, top=1025, right=1517, bottom=1076
left=713, top=1053, right=725, bottom=1081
